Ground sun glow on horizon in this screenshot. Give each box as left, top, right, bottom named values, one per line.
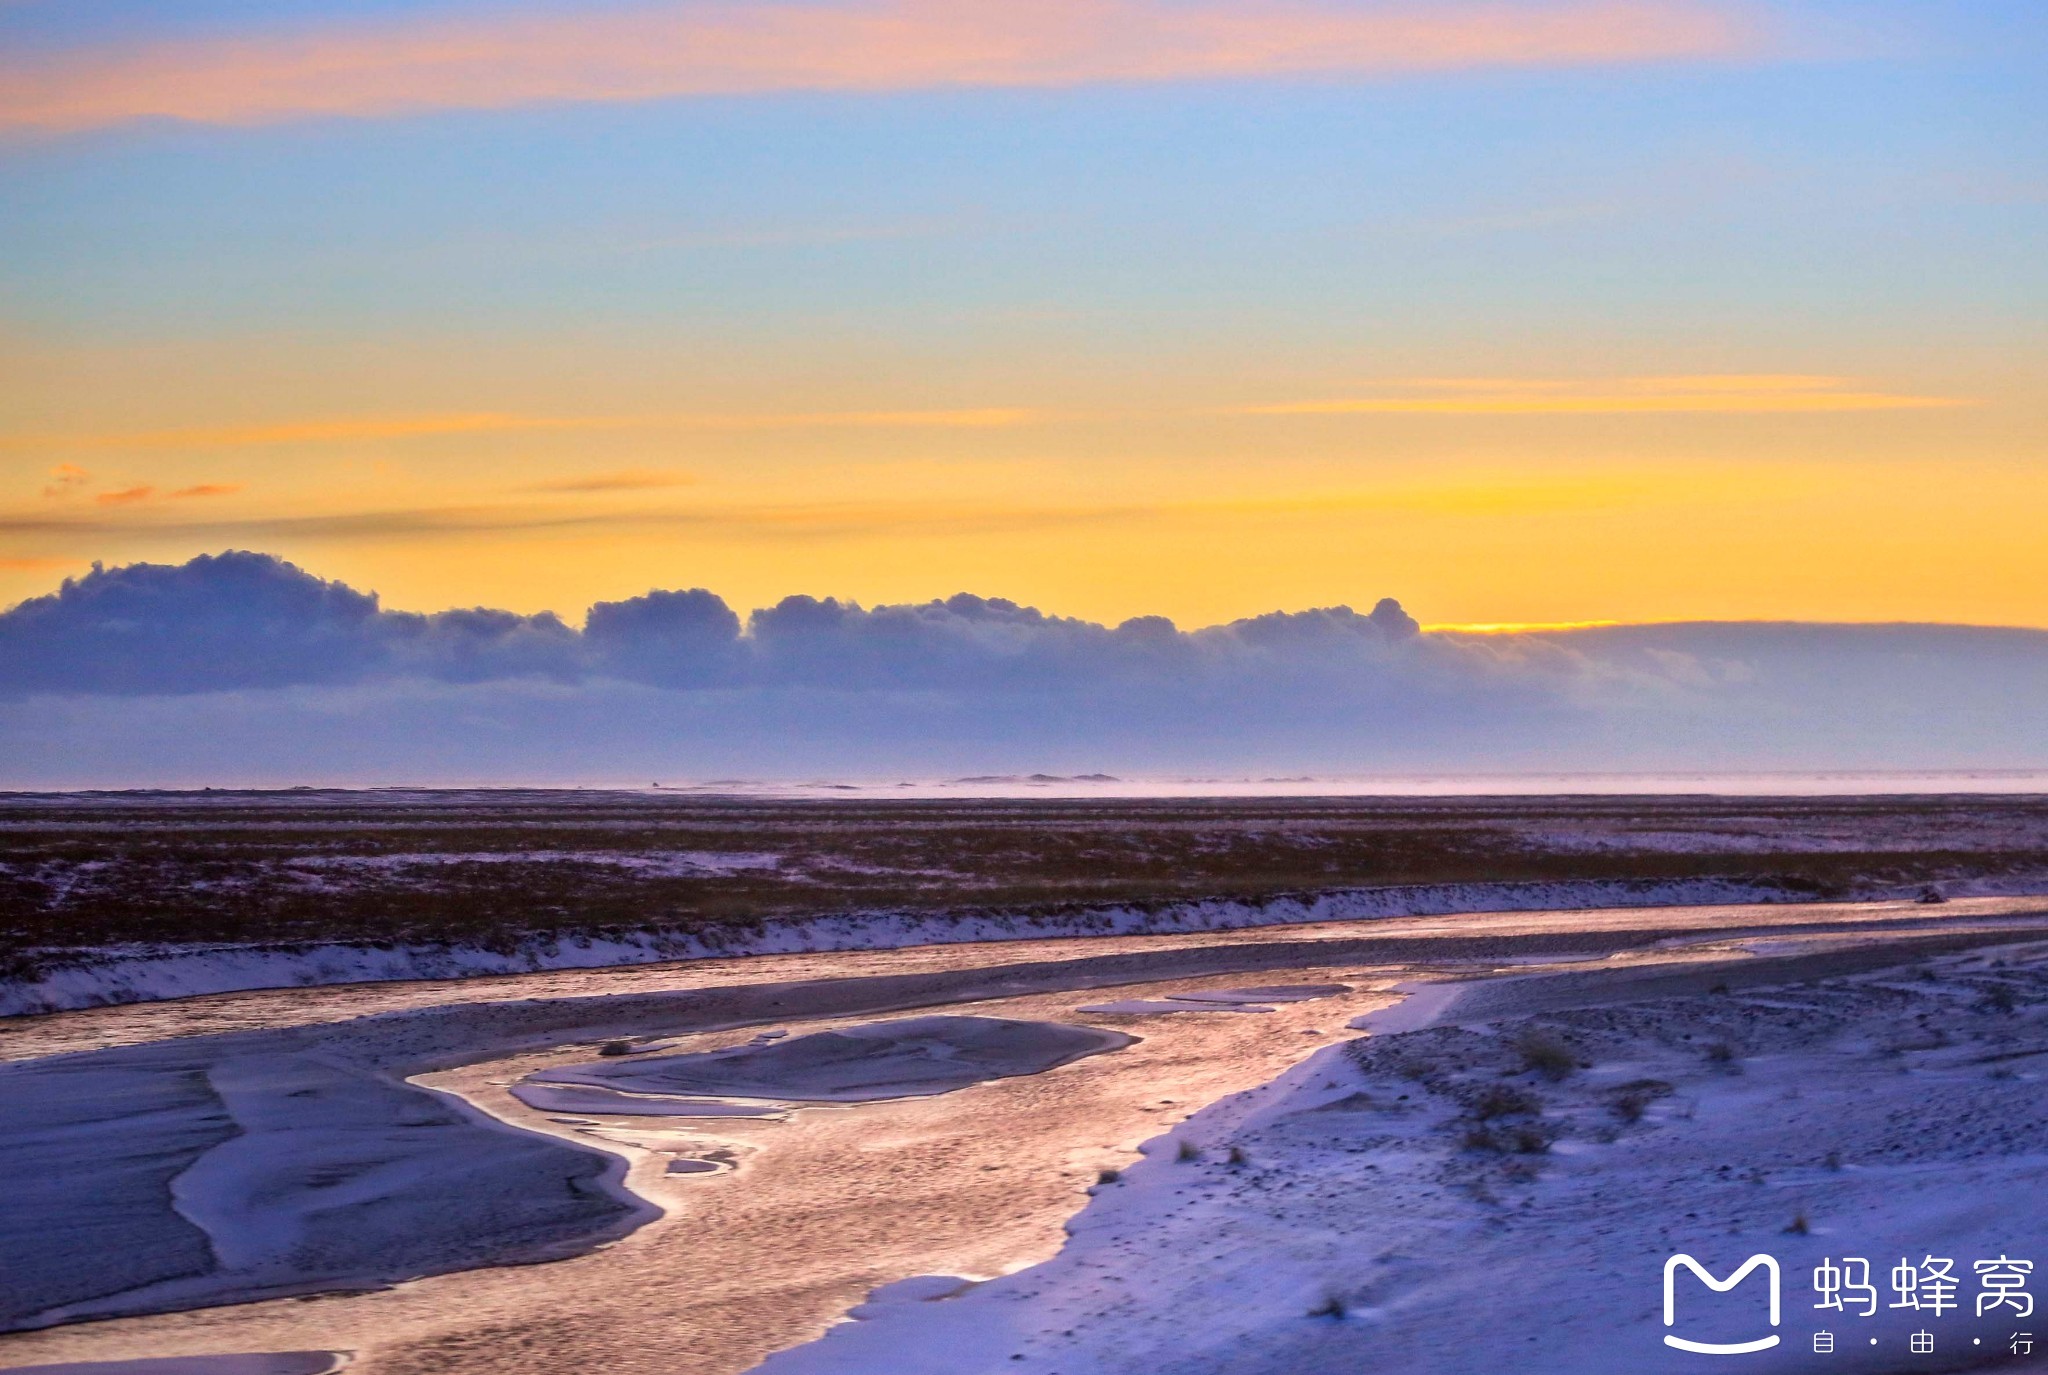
left=1227, top=375, right=1972, bottom=417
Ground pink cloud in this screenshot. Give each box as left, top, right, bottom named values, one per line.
left=0, top=0, right=1764, bottom=133
left=40, top=463, right=92, bottom=498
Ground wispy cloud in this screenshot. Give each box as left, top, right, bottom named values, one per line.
left=0, top=0, right=1764, bottom=134
left=54, top=481, right=242, bottom=508
left=1228, top=375, right=1972, bottom=417
left=40, top=464, right=91, bottom=499
left=0, top=408, right=1041, bottom=454
left=523, top=470, right=695, bottom=494
left=0, top=469, right=1703, bottom=544
left=0, top=496, right=1151, bottom=543
left=7, top=376, right=1949, bottom=461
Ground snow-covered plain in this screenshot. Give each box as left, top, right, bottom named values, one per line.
left=755, top=946, right=2048, bottom=1375
left=5, top=906, right=2048, bottom=1374
left=0, top=875, right=1952, bottom=1016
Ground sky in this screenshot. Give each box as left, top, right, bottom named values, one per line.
left=1, top=0, right=2043, bottom=635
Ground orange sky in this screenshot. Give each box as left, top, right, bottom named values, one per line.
left=5, top=357, right=2042, bottom=628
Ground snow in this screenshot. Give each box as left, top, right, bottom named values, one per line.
left=752, top=943, right=2048, bottom=1375
left=0, top=1007, right=659, bottom=1331
left=0, top=932, right=1348, bottom=1334
left=2, top=875, right=1877, bottom=1016
left=7, top=898, right=2046, bottom=1370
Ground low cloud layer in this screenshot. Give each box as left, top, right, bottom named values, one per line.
left=2, top=551, right=2044, bottom=785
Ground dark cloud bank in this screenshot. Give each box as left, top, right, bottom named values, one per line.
left=3, top=552, right=2044, bottom=785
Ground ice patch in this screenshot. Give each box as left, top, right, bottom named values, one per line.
left=1168, top=984, right=1350, bottom=1004
left=1078, top=999, right=1274, bottom=1014
left=508, top=1082, right=783, bottom=1118
left=533, top=1015, right=1136, bottom=1104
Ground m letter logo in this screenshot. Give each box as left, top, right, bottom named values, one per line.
left=1664, top=1253, right=1782, bottom=1354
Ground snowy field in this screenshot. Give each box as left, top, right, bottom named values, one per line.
left=3, top=899, right=2047, bottom=1374
left=4, top=791, right=2048, bottom=1373
left=758, top=945, right=2048, bottom=1375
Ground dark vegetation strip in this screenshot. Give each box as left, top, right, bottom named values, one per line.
left=3, top=792, right=2044, bottom=960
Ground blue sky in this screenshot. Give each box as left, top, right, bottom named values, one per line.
left=5, top=17, right=2043, bottom=345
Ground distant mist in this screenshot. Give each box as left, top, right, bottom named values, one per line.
left=3, top=552, right=2044, bottom=787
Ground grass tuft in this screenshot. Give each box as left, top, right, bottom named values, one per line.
left=1513, top=1030, right=1578, bottom=1081
left=1471, top=1085, right=1542, bottom=1120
